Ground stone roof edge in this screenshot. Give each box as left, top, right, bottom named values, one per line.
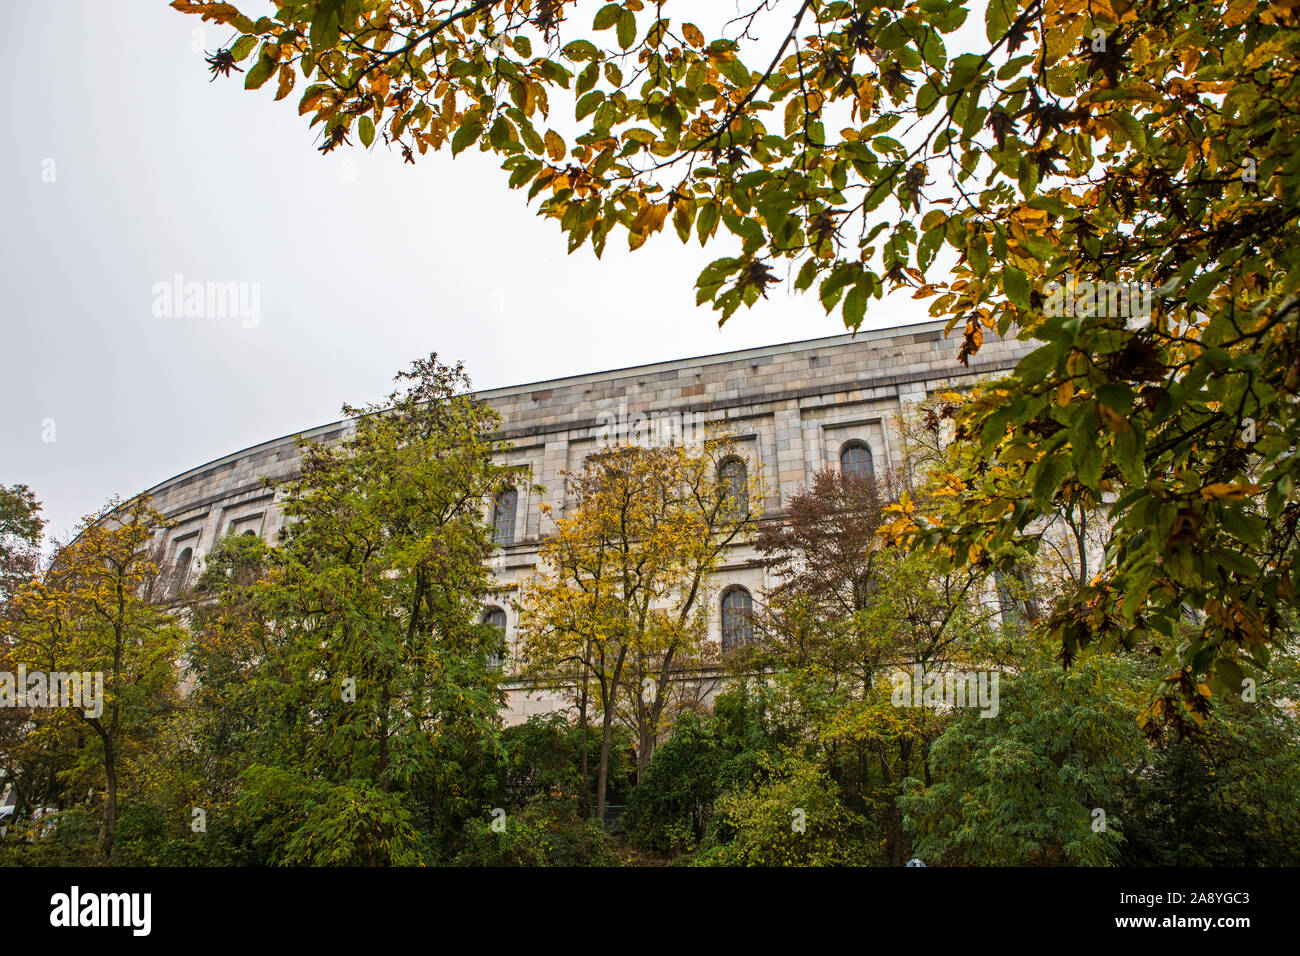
left=470, top=318, right=948, bottom=398
left=131, top=317, right=955, bottom=505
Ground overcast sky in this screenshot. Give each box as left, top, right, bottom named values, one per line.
left=1, top=1, right=941, bottom=542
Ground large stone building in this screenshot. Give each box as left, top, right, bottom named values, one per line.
left=137, top=318, right=1030, bottom=721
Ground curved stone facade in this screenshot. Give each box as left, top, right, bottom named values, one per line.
left=136, top=319, right=1031, bottom=722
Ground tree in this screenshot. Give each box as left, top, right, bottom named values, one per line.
left=755, top=466, right=995, bottom=681
left=492, top=711, right=633, bottom=810
left=693, top=749, right=874, bottom=867
left=4, top=498, right=184, bottom=857
left=898, top=641, right=1146, bottom=866
left=0, top=484, right=43, bottom=611
left=169, top=532, right=278, bottom=863
left=0, top=485, right=46, bottom=824
left=192, top=355, right=516, bottom=864
left=748, top=465, right=1001, bottom=862
left=900, top=629, right=1300, bottom=866
left=622, top=710, right=722, bottom=854
left=178, top=0, right=1300, bottom=703
left=516, top=439, right=759, bottom=819
left=0, top=486, right=50, bottom=842
left=1115, top=638, right=1300, bottom=865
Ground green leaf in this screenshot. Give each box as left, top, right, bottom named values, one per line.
left=562, top=40, right=599, bottom=61
left=819, top=264, right=860, bottom=311
left=245, top=54, right=276, bottom=91
left=489, top=115, right=513, bottom=149
left=1019, top=233, right=1057, bottom=262
left=916, top=81, right=940, bottom=116
left=576, top=63, right=599, bottom=97
left=576, top=90, right=605, bottom=120
left=918, top=225, right=945, bottom=271
left=1115, top=112, right=1147, bottom=150
left=593, top=3, right=621, bottom=30
left=1028, top=196, right=1070, bottom=217
left=230, top=35, right=257, bottom=62
left=358, top=115, right=375, bottom=148
left=1113, top=424, right=1142, bottom=485
left=309, top=0, right=344, bottom=53
left=795, top=258, right=819, bottom=292
left=843, top=283, right=868, bottom=329
left=617, top=9, right=637, bottom=50
left=985, top=0, right=1016, bottom=45
left=969, top=233, right=989, bottom=276
left=718, top=57, right=752, bottom=89
left=696, top=201, right=719, bottom=246
left=1003, top=265, right=1029, bottom=307
left=451, top=118, right=484, bottom=156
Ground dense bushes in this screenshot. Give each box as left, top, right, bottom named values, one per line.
left=493, top=712, right=634, bottom=810
left=624, top=686, right=876, bottom=866
left=615, top=648, right=1300, bottom=868
left=622, top=712, right=721, bottom=854
left=692, top=752, right=875, bottom=867
left=451, top=714, right=632, bottom=867
left=455, top=796, right=614, bottom=867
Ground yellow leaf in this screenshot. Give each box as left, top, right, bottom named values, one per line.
left=631, top=202, right=670, bottom=237
left=1098, top=403, right=1129, bottom=433
left=1224, top=0, right=1256, bottom=26
left=544, top=130, right=566, bottom=162
left=1199, top=482, right=1261, bottom=500
left=299, top=89, right=329, bottom=115
left=275, top=62, right=295, bottom=102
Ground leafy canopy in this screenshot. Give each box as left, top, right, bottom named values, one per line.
left=176, top=0, right=1300, bottom=706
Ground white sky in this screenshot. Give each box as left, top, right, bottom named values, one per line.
left=1, top=1, right=955, bottom=542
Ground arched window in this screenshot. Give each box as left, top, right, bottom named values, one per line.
left=492, top=489, right=517, bottom=545
left=718, top=457, right=748, bottom=519
left=720, top=586, right=754, bottom=651
left=482, top=607, right=507, bottom=670
left=995, top=567, right=1039, bottom=629
left=172, top=547, right=193, bottom=593
left=241, top=530, right=257, bottom=538
left=840, top=441, right=874, bottom=480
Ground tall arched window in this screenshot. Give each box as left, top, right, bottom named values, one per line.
left=840, top=441, right=874, bottom=480
left=718, top=457, right=749, bottom=519
left=482, top=607, right=507, bottom=670
left=994, top=567, right=1039, bottom=630
left=172, top=547, right=193, bottom=593
left=492, top=489, right=517, bottom=545
left=721, top=586, right=754, bottom=651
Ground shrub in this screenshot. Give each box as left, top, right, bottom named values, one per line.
left=693, top=752, right=874, bottom=866
left=623, top=712, right=721, bottom=855
left=454, top=796, right=614, bottom=867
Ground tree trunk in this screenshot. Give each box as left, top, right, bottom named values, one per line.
left=579, top=642, right=591, bottom=803
left=594, top=647, right=627, bottom=821
left=596, top=708, right=614, bottom=821
left=637, top=723, right=652, bottom=783
left=102, top=746, right=117, bottom=859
